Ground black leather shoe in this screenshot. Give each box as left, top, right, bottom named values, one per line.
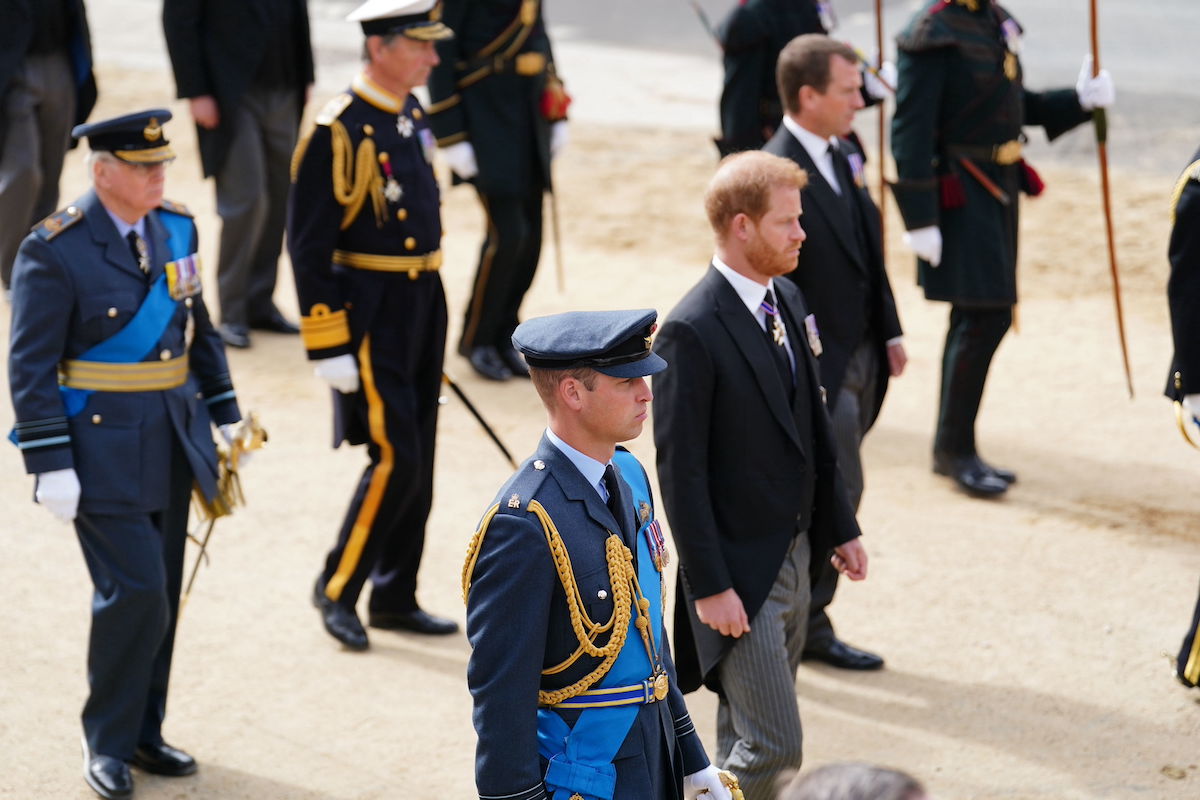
left=977, top=456, right=1017, bottom=484
left=217, top=322, right=251, bottom=349
left=468, top=345, right=513, bottom=381
left=249, top=310, right=300, bottom=335
left=803, top=638, right=885, bottom=671
left=132, top=741, right=197, bottom=776
left=932, top=452, right=1009, bottom=497
left=82, top=741, right=132, bottom=800
left=312, top=578, right=369, bottom=650
left=368, top=608, right=459, bottom=635
left=499, top=345, right=530, bottom=378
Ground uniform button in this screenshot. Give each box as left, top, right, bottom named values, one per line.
left=196, top=391, right=203, bottom=399
left=396, top=208, right=408, bottom=221
left=106, top=307, right=118, bottom=318
left=184, top=297, right=193, bottom=308
left=404, top=237, right=416, bottom=251
left=91, top=414, right=102, bottom=424
left=363, top=123, right=375, bottom=136
left=160, top=349, right=171, bottom=360
left=412, top=108, right=423, bottom=119
left=67, top=206, right=78, bottom=216
left=597, top=589, right=608, bottom=600
left=378, top=152, right=390, bottom=163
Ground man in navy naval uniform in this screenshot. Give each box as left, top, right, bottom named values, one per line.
left=7, top=109, right=241, bottom=800
left=289, top=0, right=458, bottom=650
left=464, top=310, right=736, bottom=800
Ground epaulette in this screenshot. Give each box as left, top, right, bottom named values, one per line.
left=158, top=198, right=193, bottom=218
left=898, top=0, right=979, bottom=52
left=33, top=205, right=84, bottom=241
left=1169, top=158, right=1200, bottom=223
left=495, top=461, right=552, bottom=516
left=315, top=93, right=353, bottom=126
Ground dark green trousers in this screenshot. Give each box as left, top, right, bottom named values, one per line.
left=934, top=305, right=1012, bottom=457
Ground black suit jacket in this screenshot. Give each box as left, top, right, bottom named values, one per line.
left=653, top=266, right=861, bottom=692
left=764, top=125, right=902, bottom=423
left=1166, top=146, right=1200, bottom=399
left=163, top=0, right=313, bottom=177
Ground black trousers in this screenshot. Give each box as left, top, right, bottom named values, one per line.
left=934, top=304, right=1013, bottom=457
left=74, top=439, right=191, bottom=759
left=1178, top=580, right=1200, bottom=688
left=320, top=275, right=447, bottom=614
left=457, top=184, right=544, bottom=354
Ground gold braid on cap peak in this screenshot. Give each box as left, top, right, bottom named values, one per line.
left=329, top=121, right=386, bottom=230
left=464, top=499, right=657, bottom=706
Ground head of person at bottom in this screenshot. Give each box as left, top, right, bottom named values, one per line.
left=349, top=0, right=454, bottom=95
left=706, top=150, right=809, bottom=285
left=73, top=108, right=177, bottom=223
left=777, top=33, right=866, bottom=139
left=778, top=762, right=930, bottom=800
left=513, top=309, right=667, bottom=463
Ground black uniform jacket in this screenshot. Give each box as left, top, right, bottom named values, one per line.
left=163, top=0, right=314, bottom=177
left=653, top=267, right=861, bottom=692
left=1166, top=148, right=1200, bottom=400
left=765, top=125, right=903, bottom=418
left=465, top=436, right=707, bottom=800
left=890, top=0, right=1089, bottom=305
left=427, top=0, right=554, bottom=195
left=8, top=190, right=239, bottom=513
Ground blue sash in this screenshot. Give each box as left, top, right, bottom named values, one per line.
left=535, top=451, right=664, bottom=800
left=58, top=211, right=193, bottom=418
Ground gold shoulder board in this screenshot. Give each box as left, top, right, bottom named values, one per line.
left=316, top=93, right=354, bottom=126
left=159, top=198, right=193, bottom=217
left=35, top=205, right=84, bottom=240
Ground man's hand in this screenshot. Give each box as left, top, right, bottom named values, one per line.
left=903, top=225, right=942, bottom=267
left=863, top=58, right=896, bottom=101
left=886, top=341, right=907, bottom=377
left=441, top=141, right=479, bottom=179
left=832, top=538, right=868, bottom=581
left=218, top=422, right=253, bottom=468
left=1184, top=394, right=1200, bottom=430
left=695, top=588, right=750, bottom=638
left=1076, top=55, right=1115, bottom=111
left=550, top=120, right=569, bottom=159
left=314, top=354, right=360, bottom=394
left=36, top=468, right=81, bottom=523
left=684, top=765, right=734, bottom=800
left=189, top=95, right=220, bottom=129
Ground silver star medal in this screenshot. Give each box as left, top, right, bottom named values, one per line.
left=396, top=114, right=414, bottom=138
left=384, top=177, right=403, bottom=203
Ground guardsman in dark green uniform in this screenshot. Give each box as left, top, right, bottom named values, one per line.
left=288, top=0, right=458, bottom=651
left=427, top=0, right=570, bottom=381
left=465, top=310, right=738, bottom=800
left=890, top=0, right=1114, bottom=497
left=8, top=110, right=241, bottom=800
left=1165, top=148, right=1200, bottom=691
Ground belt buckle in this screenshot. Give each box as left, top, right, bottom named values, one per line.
left=994, top=140, right=1022, bottom=165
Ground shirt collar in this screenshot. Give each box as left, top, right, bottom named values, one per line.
left=545, top=427, right=610, bottom=501
left=353, top=72, right=405, bottom=114
left=713, top=255, right=774, bottom=320
left=782, top=115, right=837, bottom=165
left=103, top=207, right=147, bottom=241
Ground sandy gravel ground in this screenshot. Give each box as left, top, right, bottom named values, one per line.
left=1, top=59, right=1198, bottom=800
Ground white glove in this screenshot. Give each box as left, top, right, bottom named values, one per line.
left=36, top=468, right=81, bottom=523
left=314, top=354, right=360, bottom=394
left=684, top=765, right=733, bottom=800
left=903, top=225, right=943, bottom=267
left=218, top=422, right=252, bottom=468
left=441, top=141, right=479, bottom=179
left=1184, top=395, right=1200, bottom=428
left=550, top=120, right=570, bottom=159
left=1076, top=55, right=1115, bottom=110
left=863, top=58, right=896, bottom=100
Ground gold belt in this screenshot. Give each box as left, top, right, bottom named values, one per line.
left=549, top=672, right=670, bottom=709
left=60, top=356, right=189, bottom=392
left=333, top=249, right=443, bottom=280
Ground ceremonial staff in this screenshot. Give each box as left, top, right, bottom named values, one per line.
left=1089, top=0, right=1134, bottom=398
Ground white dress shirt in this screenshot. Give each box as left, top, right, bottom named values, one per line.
left=782, top=115, right=841, bottom=195
left=712, top=256, right=796, bottom=371
left=545, top=426, right=611, bottom=502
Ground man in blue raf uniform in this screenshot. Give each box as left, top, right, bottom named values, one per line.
left=7, top=109, right=241, bottom=800
left=1165, top=148, right=1200, bottom=692
left=464, top=310, right=737, bottom=800
left=289, top=0, right=458, bottom=651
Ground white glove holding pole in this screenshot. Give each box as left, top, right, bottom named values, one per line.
left=684, top=765, right=733, bottom=800
left=903, top=225, right=943, bottom=267
left=1184, top=395, right=1200, bottom=429
left=36, top=468, right=81, bottom=523
left=314, top=354, right=360, bottom=394
left=441, top=141, right=479, bottom=179
left=218, top=422, right=252, bottom=468
left=550, top=120, right=570, bottom=159
left=1076, top=55, right=1115, bottom=110
left=863, top=58, right=896, bottom=100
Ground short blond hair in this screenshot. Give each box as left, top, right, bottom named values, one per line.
left=529, top=366, right=598, bottom=408
left=704, top=150, right=808, bottom=238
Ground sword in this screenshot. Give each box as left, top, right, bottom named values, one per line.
left=443, top=372, right=518, bottom=469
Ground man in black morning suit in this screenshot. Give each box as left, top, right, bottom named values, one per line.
left=654, top=151, right=869, bottom=799
left=764, top=35, right=904, bottom=673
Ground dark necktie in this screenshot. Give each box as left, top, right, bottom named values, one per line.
left=602, top=464, right=627, bottom=535
left=127, top=230, right=150, bottom=276
left=760, top=287, right=794, bottom=399
left=828, top=143, right=856, bottom=210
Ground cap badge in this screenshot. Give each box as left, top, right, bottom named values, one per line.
left=144, top=118, right=163, bottom=142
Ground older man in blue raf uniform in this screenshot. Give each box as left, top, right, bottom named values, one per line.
left=290, top=0, right=459, bottom=650
left=7, top=109, right=241, bottom=800
left=463, top=309, right=740, bottom=800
